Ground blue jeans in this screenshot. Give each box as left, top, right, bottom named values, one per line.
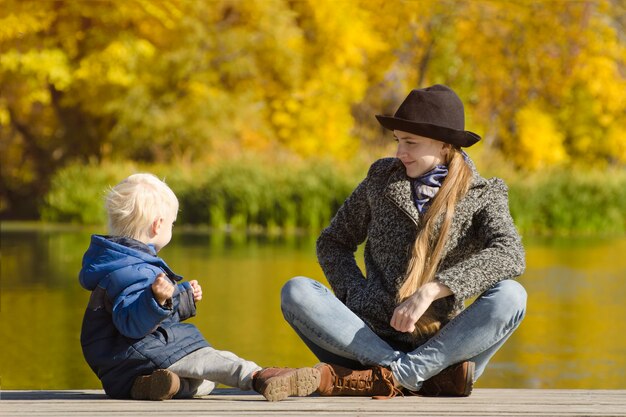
left=280, top=277, right=526, bottom=391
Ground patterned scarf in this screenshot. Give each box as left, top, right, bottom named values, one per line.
left=410, top=164, right=449, bottom=214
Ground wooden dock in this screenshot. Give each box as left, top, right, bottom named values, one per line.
left=1, top=388, right=625, bottom=416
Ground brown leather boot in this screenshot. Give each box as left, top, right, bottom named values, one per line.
left=130, top=369, right=180, bottom=401
left=314, top=363, right=402, bottom=399
left=417, top=361, right=475, bottom=397
left=252, top=367, right=321, bottom=402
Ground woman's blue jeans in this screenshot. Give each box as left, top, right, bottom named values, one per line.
left=280, top=277, right=526, bottom=391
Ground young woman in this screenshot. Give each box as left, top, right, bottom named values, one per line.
left=280, top=85, right=527, bottom=398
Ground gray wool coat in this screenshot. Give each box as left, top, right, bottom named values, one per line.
left=316, top=157, right=525, bottom=352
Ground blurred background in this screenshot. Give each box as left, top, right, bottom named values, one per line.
left=1, top=0, right=625, bottom=390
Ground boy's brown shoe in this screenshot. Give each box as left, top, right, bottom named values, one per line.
left=130, top=369, right=180, bottom=401
left=253, top=367, right=321, bottom=402
left=314, top=363, right=402, bottom=399
left=417, top=361, right=475, bottom=397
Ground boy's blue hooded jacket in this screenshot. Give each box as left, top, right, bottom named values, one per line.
left=79, top=235, right=209, bottom=398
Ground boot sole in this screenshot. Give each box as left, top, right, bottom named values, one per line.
left=262, top=367, right=321, bottom=402
left=130, top=369, right=180, bottom=401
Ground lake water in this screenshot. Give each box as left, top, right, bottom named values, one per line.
left=1, top=225, right=625, bottom=390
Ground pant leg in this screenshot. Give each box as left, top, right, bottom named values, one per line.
left=280, top=277, right=403, bottom=367
left=286, top=316, right=369, bottom=370
left=167, top=347, right=262, bottom=391
left=390, top=279, right=527, bottom=390
left=173, top=378, right=216, bottom=398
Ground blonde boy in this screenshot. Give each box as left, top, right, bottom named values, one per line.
left=79, top=173, right=319, bottom=401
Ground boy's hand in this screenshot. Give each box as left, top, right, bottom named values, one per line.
left=189, top=280, right=203, bottom=302
left=152, top=273, right=175, bottom=306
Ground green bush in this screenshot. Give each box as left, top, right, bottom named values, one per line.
left=42, top=159, right=626, bottom=235
left=176, top=159, right=360, bottom=230
left=508, top=171, right=626, bottom=236
left=42, top=158, right=364, bottom=231
left=41, top=161, right=139, bottom=224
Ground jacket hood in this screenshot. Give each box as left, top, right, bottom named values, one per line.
left=79, top=235, right=177, bottom=291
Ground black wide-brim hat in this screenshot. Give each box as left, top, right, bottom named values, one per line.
left=376, top=84, right=481, bottom=147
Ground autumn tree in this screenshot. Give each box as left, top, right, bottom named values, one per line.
left=1, top=0, right=625, bottom=219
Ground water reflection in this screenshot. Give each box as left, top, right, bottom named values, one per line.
left=1, top=226, right=625, bottom=389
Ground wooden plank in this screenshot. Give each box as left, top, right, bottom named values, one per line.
left=1, top=389, right=625, bottom=416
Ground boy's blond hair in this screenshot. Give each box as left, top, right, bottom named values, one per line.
left=105, top=173, right=178, bottom=239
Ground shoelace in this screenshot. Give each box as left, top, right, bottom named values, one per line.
left=372, top=369, right=404, bottom=400
left=334, top=371, right=374, bottom=392
left=329, top=366, right=404, bottom=399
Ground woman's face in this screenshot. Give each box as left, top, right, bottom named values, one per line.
left=393, top=130, right=446, bottom=178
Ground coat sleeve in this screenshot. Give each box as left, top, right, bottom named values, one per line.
left=316, top=172, right=371, bottom=302
left=435, top=179, right=526, bottom=302
left=109, top=266, right=172, bottom=339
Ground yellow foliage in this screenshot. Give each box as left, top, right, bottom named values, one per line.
left=606, top=125, right=626, bottom=164
left=515, top=104, right=568, bottom=170
left=452, top=0, right=626, bottom=169
left=575, top=54, right=626, bottom=116
left=1, top=0, right=624, bottom=165
left=1, top=49, right=71, bottom=91
left=0, top=4, right=54, bottom=42
left=74, top=38, right=156, bottom=87
left=0, top=106, right=9, bottom=126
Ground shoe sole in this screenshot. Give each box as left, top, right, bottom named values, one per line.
left=130, top=369, right=180, bottom=401
left=262, top=367, right=321, bottom=402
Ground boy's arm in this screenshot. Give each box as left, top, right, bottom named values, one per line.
left=109, top=267, right=173, bottom=339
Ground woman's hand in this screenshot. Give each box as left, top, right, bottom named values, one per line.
left=390, top=292, right=432, bottom=333
left=189, top=280, right=203, bottom=302
left=390, top=282, right=452, bottom=333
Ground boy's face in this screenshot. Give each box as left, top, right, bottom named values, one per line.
left=153, top=210, right=176, bottom=252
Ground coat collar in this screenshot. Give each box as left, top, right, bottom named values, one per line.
left=383, top=157, right=486, bottom=226
left=385, top=161, right=421, bottom=225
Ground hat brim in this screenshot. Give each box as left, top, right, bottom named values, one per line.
left=375, top=115, right=481, bottom=148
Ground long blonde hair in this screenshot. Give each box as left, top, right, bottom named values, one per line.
left=398, top=147, right=473, bottom=336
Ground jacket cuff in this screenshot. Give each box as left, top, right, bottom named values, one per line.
left=176, top=282, right=197, bottom=321
left=434, top=273, right=467, bottom=304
